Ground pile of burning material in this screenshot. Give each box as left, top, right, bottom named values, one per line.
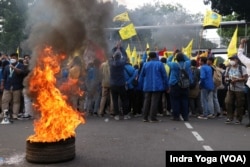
left=26, top=47, right=85, bottom=164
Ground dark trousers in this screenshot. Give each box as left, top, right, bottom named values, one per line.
left=111, top=85, right=128, bottom=116
left=170, top=85, right=189, bottom=121
left=143, top=91, right=161, bottom=121
left=133, top=90, right=143, bottom=115
left=246, top=86, right=250, bottom=122
left=127, top=89, right=135, bottom=114
left=217, top=88, right=227, bottom=111
left=225, top=90, right=245, bottom=122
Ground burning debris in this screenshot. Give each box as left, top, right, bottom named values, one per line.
left=23, top=0, right=113, bottom=163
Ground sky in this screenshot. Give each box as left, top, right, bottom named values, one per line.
left=117, top=0, right=211, bottom=14
left=117, top=0, right=219, bottom=38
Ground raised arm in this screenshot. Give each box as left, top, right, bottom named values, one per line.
left=237, top=38, right=250, bottom=66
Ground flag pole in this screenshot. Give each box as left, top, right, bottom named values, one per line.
left=198, top=28, right=204, bottom=52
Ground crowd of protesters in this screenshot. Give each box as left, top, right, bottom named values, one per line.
left=0, top=39, right=250, bottom=128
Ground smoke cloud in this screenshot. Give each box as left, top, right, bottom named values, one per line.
left=23, top=0, right=113, bottom=68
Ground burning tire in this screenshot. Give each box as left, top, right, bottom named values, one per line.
left=26, top=137, right=75, bottom=164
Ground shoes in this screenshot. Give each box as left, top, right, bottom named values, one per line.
left=246, top=123, right=250, bottom=127
left=143, top=119, right=149, bottom=122
left=18, top=114, right=32, bottom=120
left=149, top=119, right=161, bottom=123
left=157, top=113, right=163, bottom=117
left=171, top=117, right=180, bottom=121
left=207, top=114, right=215, bottom=119
left=225, top=119, right=232, bottom=124
left=124, top=115, right=131, bottom=120
left=134, top=114, right=142, bottom=117
left=234, top=121, right=241, bottom=125
left=98, top=114, right=104, bottom=117
left=197, top=115, right=208, bottom=120
left=114, top=115, right=120, bottom=121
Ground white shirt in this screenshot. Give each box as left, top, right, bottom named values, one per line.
left=237, top=48, right=250, bottom=88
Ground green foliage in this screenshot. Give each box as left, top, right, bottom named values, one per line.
left=0, top=0, right=28, bottom=55
left=217, top=14, right=250, bottom=46
left=208, top=0, right=250, bottom=21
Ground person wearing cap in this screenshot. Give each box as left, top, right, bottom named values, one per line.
left=224, top=53, right=248, bottom=124
left=237, top=38, right=250, bottom=127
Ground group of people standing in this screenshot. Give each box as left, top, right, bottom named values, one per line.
left=0, top=53, right=32, bottom=120
left=1, top=39, right=250, bottom=129
left=81, top=39, right=250, bottom=128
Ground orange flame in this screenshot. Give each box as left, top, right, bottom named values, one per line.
left=27, top=46, right=85, bottom=143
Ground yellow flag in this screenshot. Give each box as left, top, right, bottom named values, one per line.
left=113, top=12, right=130, bottom=22
left=227, top=26, right=238, bottom=58
left=203, top=10, right=222, bottom=28
left=119, top=23, right=137, bottom=40
left=126, top=44, right=132, bottom=62
left=146, top=43, right=150, bottom=49
left=16, top=47, right=19, bottom=54
left=131, top=47, right=137, bottom=66
left=213, top=57, right=218, bottom=66
left=182, top=39, right=193, bottom=57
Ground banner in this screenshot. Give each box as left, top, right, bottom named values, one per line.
left=119, top=23, right=137, bottom=40
left=113, top=12, right=130, bottom=22
left=227, top=26, right=238, bottom=58
left=203, top=10, right=222, bottom=28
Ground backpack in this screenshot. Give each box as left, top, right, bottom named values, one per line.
left=177, top=62, right=190, bottom=89
left=212, top=66, right=222, bottom=88
left=189, top=67, right=199, bottom=89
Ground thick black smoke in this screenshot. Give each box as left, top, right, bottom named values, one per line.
left=22, top=0, right=113, bottom=68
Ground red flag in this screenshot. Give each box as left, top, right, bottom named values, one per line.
left=158, top=47, right=167, bottom=56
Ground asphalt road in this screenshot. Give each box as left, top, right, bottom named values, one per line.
left=0, top=114, right=249, bottom=167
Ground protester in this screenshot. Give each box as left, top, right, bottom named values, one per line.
left=0, top=53, right=24, bottom=120
left=167, top=52, right=192, bottom=121
left=224, top=54, right=247, bottom=124
left=188, top=59, right=202, bottom=117
left=235, top=38, right=250, bottom=127
left=109, top=42, right=129, bottom=120
left=98, top=60, right=114, bottom=117
left=207, top=57, right=222, bottom=118
left=19, top=54, right=33, bottom=119
left=124, top=60, right=135, bottom=119
left=198, top=57, right=214, bottom=120
left=139, top=51, right=169, bottom=123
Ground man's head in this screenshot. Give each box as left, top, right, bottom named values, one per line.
left=199, top=57, right=207, bottom=65
left=176, top=53, right=185, bottom=62
left=148, top=52, right=157, bottom=59
left=10, top=53, right=18, bottom=64
left=207, top=57, right=215, bottom=65
left=228, top=55, right=239, bottom=66
left=191, top=59, right=197, bottom=67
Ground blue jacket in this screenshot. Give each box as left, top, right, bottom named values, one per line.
left=139, top=59, right=169, bottom=92
left=124, top=64, right=135, bottom=90
left=109, top=47, right=128, bottom=87
left=3, top=62, right=24, bottom=90
left=167, top=60, right=193, bottom=86
left=199, top=64, right=214, bottom=90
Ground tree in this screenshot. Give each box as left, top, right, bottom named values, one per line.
left=204, top=0, right=250, bottom=21
left=0, top=0, right=29, bottom=55
left=217, top=14, right=250, bottom=47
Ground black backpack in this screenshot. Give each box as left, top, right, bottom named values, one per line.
left=177, top=62, right=190, bottom=89
left=189, top=67, right=199, bottom=89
